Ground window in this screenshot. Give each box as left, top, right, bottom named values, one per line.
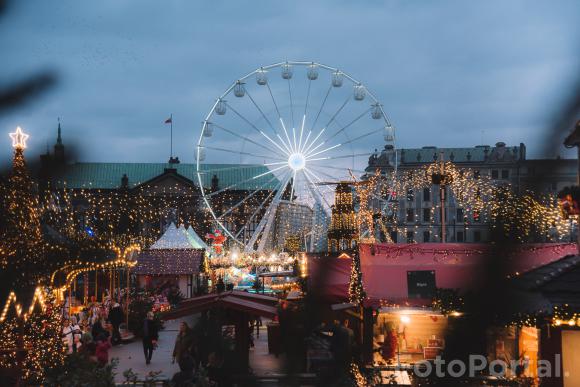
left=390, top=231, right=398, bottom=243
left=406, top=208, right=414, bottom=222
left=456, top=208, right=464, bottom=222
left=423, top=208, right=431, bottom=222
left=407, top=189, right=414, bottom=201
left=423, top=231, right=430, bottom=243
left=491, top=170, right=499, bottom=179
left=501, top=170, right=509, bottom=179
left=456, top=231, right=465, bottom=242
left=473, top=230, right=481, bottom=242
left=423, top=188, right=431, bottom=202
left=406, top=231, right=415, bottom=243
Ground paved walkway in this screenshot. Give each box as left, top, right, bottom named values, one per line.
left=110, top=316, right=196, bottom=383
left=110, top=316, right=284, bottom=383
left=249, top=320, right=284, bottom=376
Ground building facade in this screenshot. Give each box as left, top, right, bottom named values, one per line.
left=38, top=123, right=279, bottom=249
left=366, top=142, right=577, bottom=243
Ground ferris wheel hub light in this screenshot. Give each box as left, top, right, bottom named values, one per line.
left=288, top=152, right=306, bottom=171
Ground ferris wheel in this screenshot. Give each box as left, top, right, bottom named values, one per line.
left=196, top=61, right=397, bottom=252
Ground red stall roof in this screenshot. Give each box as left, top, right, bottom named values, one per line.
left=163, top=290, right=278, bottom=320
left=308, top=243, right=578, bottom=308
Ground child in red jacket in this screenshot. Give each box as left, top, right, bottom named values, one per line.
left=95, top=334, right=112, bottom=366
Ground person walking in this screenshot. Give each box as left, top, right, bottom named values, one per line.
left=95, top=333, right=112, bottom=366
left=173, top=321, right=193, bottom=365
left=142, top=311, right=159, bottom=365
left=62, top=318, right=75, bottom=354
left=108, top=302, right=124, bottom=345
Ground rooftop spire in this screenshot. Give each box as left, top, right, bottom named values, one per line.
left=56, top=117, right=62, bottom=146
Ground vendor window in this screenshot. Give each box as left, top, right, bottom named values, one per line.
left=406, top=209, right=414, bottom=222
left=406, top=231, right=414, bottom=243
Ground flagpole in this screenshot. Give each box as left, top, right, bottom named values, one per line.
left=170, top=113, right=173, bottom=158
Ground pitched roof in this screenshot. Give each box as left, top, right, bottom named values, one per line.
left=150, top=223, right=200, bottom=250
left=134, top=249, right=203, bottom=275
left=51, top=162, right=279, bottom=190
left=162, top=290, right=278, bottom=319
left=185, top=225, right=208, bottom=250
left=513, top=254, right=580, bottom=311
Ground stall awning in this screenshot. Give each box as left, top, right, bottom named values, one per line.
left=134, top=249, right=203, bottom=275
left=308, top=243, right=578, bottom=308
left=162, top=290, right=279, bottom=320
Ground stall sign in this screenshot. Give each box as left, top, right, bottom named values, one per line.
left=407, top=270, right=436, bottom=299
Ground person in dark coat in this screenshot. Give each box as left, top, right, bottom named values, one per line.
left=91, top=314, right=109, bottom=342
left=143, top=311, right=159, bottom=365
left=108, top=302, right=124, bottom=345
left=171, top=353, right=196, bottom=386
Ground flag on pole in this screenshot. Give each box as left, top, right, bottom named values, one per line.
left=164, top=116, right=172, bottom=124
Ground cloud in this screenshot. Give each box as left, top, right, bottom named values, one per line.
left=0, top=0, right=578, bottom=168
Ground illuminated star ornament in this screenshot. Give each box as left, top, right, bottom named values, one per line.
left=9, top=126, right=29, bottom=149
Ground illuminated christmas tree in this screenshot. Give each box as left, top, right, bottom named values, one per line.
left=0, top=127, right=47, bottom=297
left=348, top=250, right=365, bottom=305
left=0, top=128, right=66, bottom=384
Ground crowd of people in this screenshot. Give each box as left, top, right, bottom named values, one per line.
left=61, top=297, right=126, bottom=367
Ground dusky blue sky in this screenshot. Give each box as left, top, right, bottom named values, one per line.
left=0, top=0, right=579, bottom=166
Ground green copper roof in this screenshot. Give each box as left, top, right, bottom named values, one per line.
left=53, top=162, right=280, bottom=190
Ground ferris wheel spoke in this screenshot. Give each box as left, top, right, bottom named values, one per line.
left=287, top=78, right=295, bottom=129
left=205, top=165, right=285, bottom=198
left=198, top=163, right=280, bottom=175
left=308, top=163, right=368, bottom=175
left=305, top=167, right=336, bottom=185
left=312, top=84, right=332, bottom=131
left=304, top=79, right=312, bottom=117
left=306, top=143, right=342, bottom=159
left=303, top=169, right=333, bottom=209
left=266, top=83, right=283, bottom=121
left=234, top=172, right=290, bottom=240
left=244, top=88, right=278, bottom=137
left=278, top=118, right=294, bottom=154
left=216, top=174, right=279, bottom=219
left=308, top=151, right=375, bottom=162
left=211, top=122, right=281, bottom=157
left=300, top=127, right=312, bottom=154
left=323, top=94, right=351, bottom=130
left=332, top=126, right=384, bottom=149
left=298, top=115, right=306, bottom=152
left=260, top=130, right=292, bottom=156
left=302, top=169, right=335, bottom=197
left=244, top=173, right=292, bottom=251
left=323, top=107, right=372, bottom=144
left=302, top=128, right=326, bottom=155
left=224, top=102, right=291, bottom=154
left=202, top=146, right=286, bottom=162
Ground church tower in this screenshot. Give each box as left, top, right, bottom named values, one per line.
left=54, top=119, right=65, bottom=162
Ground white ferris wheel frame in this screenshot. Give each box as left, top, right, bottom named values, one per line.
left=196, top=60, right=398, bottom=252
